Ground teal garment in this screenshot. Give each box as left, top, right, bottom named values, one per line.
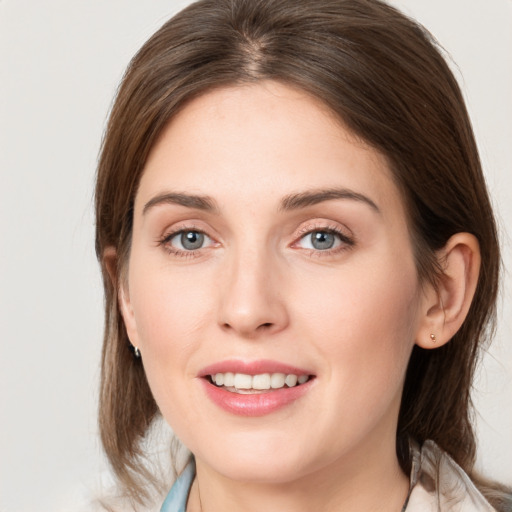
left=160, top=460, right=195, bottom=512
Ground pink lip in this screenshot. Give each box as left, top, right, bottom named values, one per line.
left=197, top=359, right=315, bottom=417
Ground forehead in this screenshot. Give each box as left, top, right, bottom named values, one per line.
left=136, top=81, right=404, bottom=220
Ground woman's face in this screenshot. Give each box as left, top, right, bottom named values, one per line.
left=121, top=81, right=427, bottom=483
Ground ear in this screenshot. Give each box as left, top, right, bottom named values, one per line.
left=102, top=246, right=140, bottom=348
left=415, top=233, right=481, bottom=349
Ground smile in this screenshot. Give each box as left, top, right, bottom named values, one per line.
left=208, top=372, right=310, bottom=393
left=199, top=360, right=316, bottom=416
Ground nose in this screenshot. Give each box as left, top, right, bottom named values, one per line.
left=217, top=247, right=289, bottom=338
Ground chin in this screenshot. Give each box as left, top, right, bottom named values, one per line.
left=214, top=456, right=310, bottom=484
left=193, top=430, right=321, bottom=484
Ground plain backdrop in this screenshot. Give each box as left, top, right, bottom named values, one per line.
left=1, top=1, right=511, bottom=511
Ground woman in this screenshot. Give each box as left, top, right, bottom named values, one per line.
left=94, top=0, right=511, bottom=510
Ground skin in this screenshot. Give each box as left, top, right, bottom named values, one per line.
left=116, top=81, right=480, bottom=511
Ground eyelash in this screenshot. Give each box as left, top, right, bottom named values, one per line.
left=157, top=223, right=355, bottom=259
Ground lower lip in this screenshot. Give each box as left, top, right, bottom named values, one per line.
left=201, top=378, right=314, bottom=417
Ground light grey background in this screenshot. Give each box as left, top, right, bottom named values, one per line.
left=1, top=1, right=511, bottom=511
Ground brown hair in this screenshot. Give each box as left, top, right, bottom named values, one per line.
left=95, top=0, right=510, bottom=508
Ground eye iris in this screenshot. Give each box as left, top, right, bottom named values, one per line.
left=311, top=231, right=335, bottom=250
left=181, top=231, right=204, bottom=250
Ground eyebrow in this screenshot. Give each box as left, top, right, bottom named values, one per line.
left=142, top=192, right=219, bottom=215
left=279, top=188, right=380, bottom=213
left=142, top=187, right=380, bottom=216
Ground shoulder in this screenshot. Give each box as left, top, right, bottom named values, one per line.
left=406, top=440, right=496, bottom=512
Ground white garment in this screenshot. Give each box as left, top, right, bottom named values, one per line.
left=406, top=440, right=496, bottom=511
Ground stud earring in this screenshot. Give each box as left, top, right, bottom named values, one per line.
left=133, top=345, right=141, bottom=358
left=430, top=333, right=436, bottom=343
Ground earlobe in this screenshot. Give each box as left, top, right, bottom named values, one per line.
left=415, top=233, right=481, bottom=349
left=118, top=283, right=142, bottom=352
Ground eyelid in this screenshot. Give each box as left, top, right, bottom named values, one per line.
left=157, top=219, right=218, bottom=243
left=294, top=219, right=353, bottom=240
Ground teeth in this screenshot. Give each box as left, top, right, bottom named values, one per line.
left=285, top=374, right=298, bottom=387
left=223, top=372, right=234, bottom=387
left=210, top=372, right=310, bottom=391
left=233, top=373, right=252, bottom=389
left=270, top=373, right=286, bottom=388
left=253, top=373, right=271, bottom=390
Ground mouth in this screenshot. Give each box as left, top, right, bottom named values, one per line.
left=198, top=360, right=316, bottom=416
left=205, top=372, right=313, bottom=394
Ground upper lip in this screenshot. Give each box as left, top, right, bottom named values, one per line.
left=198, top=359, right=314, bottom=377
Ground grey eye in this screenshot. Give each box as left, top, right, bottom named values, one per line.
left=180, top=231, right=205, bottom=250
left=297, top=230, right=344, bottom=251
left=310, top=231, right=335, bottom=250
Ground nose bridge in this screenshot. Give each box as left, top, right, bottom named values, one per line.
left=218, top=239, right=287, bottom=337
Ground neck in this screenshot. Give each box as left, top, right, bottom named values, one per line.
left=187, top=436, right=410, bottom=512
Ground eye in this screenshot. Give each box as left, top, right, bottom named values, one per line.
left=167, top=230, right=212, bottom=251
left=296, top=228, right=353, bottom=252
left=299, top=230, right=340, bottom=250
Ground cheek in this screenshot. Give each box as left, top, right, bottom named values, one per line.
left=126, top=258, right=218, bottom=419
left=130, top=263, right=212, bottom=353
left=289, top=256, right=420, bottom=455
left=127, top=265, right=213, bottom=426
left=297, top=252, right=420, bottom=383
